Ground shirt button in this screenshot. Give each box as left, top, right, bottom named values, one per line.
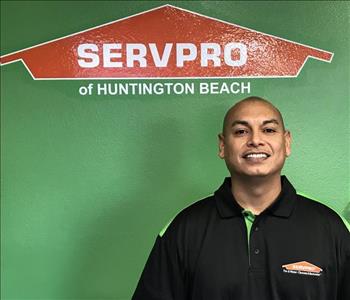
left=254, top=226, right=259, bottom=231
left=254, top=248, right=260, bottom=255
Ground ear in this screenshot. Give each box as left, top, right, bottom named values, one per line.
left=218, top=133, right=225, bottom=159
left=284, top=130, right=292, bottom=157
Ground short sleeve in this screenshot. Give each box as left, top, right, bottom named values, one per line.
left=338, top=220, right=350, bottom=299
left=132, top=232, right=187, bottom=300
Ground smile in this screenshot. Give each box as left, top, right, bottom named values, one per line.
left=243, top=152, right=270, bottom=160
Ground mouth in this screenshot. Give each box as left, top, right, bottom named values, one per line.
left=242, top=152, right=270, bottom=161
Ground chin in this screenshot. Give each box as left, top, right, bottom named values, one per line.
left=245, top=167, right=270, bottom=176
left=246, top=172, right=270, bottom=177
left=233, top=167, right=275, bottom=178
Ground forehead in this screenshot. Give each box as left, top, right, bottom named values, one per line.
left=229, top=101, right=282, bottom=124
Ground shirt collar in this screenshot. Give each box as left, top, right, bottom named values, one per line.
left=214, top=175, right=297, bottom=219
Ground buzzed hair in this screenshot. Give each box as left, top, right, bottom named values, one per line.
left=222, top=96, right=286, bottom=135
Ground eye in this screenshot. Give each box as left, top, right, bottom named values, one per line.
left=234, top=128, right=248, bottom=136
left=263, top=128, right=276, bottom=133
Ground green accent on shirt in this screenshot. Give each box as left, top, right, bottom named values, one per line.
left=159, top=217, right=174, bottom=237
left=242, top=209, right=256, bottom=247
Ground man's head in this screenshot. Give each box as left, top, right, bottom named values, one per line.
left=218, top=96, right=291, bottom=179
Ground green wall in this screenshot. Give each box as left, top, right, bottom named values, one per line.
left=1, top=1, right=349, bottom=299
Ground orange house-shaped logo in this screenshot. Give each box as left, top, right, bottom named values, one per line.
left=282, top=261, right=323, bottom=276
left=0, top=5, right=333, bottom=80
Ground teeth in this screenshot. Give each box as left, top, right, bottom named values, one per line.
left=246, top=153, right=268, bottom=158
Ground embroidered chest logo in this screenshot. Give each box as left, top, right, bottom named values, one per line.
left=282, top=261, right=323, bottom=277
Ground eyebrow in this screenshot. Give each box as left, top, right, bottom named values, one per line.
left=262, top=119, right=280, bottom=126
left=231, top=119, right=280, bottom=127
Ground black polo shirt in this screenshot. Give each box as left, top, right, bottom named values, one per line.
left=132, top=176, right=350, bottom=300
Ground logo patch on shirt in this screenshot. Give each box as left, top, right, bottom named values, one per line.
left=282, top=261, right=323, bottom=277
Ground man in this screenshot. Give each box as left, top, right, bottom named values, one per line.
left=132, top=96, right=350, bottom=300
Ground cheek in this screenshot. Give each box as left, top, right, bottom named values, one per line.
left=225, top=143, right=241, bottom=158
left=271, top=139, right=287, bottom=154
left=278, top=145, right=289, bottom=160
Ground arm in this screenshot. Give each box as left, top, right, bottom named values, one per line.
left=132, top=232, right=187, bottom=300
left=338, top=218, right=350, bottom=300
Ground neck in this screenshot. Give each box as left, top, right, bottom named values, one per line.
left=230, top=174, right=282, bottom=215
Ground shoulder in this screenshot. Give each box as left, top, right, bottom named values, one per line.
left=295, top=193, right=350, bottom=235
left=159, top=194, right=216, bottom=238
left=176, top=194, right=216, bottom=220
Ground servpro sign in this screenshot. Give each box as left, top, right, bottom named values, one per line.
left=0, top=4, right=333, bottom=80
left=77, top=42, right=247, bottom=69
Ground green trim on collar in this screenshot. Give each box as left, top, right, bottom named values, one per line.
left=242, top=209, right=256, bottom=247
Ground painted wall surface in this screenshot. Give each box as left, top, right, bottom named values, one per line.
left=1, top=1, right=349, bottom=299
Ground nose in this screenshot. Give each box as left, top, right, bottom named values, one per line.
left=247, top=130, right=264, bottom=147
